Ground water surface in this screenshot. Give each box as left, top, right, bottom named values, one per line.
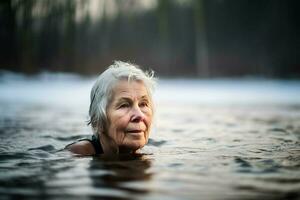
left=0, top=73, right=300, bottom=200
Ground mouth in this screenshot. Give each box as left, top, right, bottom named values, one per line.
left=126, top=130, right=143, bottom=133
left=125, top=130, right=144, bottom=137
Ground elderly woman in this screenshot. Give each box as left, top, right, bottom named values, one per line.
left=66, top=61, right=156, bottom=155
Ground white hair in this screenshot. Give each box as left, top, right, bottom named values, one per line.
left=88, top=61, right=156, bottom=135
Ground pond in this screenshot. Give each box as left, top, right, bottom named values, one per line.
left=0, top=72, right=300, bottom=200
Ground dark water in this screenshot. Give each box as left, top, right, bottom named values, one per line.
left=0, top=74, right=300, bottom=200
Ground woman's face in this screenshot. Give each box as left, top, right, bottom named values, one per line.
left=106, top=79, right=153, bottom=152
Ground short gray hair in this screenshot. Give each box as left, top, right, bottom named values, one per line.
left=88, top=61, right=156, bottom=135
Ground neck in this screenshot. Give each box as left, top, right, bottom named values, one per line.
left=99, top=133, right=138, bottom=155
left=119, top=146, right=137, bottom=154
left=99, top=133, right=118, bottom=155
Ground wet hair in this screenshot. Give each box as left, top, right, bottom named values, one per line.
left=88, top=61, right=156, bottom=135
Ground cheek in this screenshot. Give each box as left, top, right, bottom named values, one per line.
left=144, top=110, right=153, bottom=128
left=109, top=111, right=131, bottom=132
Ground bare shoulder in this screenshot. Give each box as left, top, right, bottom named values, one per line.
left=65, top=140, right=95, bottom=155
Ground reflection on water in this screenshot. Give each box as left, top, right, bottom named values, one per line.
left=88, top=154, right=153, bottom=200
left=0, top=73, right=300, bottom=199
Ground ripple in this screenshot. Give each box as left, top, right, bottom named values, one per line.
left=42, top=135, right=89, bottom=142
left=1, top=94, right=300, bottom=199
left=27, top=145, right=56, bottom=152
left=148, top=138, right=167, bottom=146
left=234, top=157, right=252, bottom=168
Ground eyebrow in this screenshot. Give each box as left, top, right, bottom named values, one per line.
left=116, top=97, right=132, bottom=103
left=116, top=95, right=149, bottom=102
left=140, top=95, right=150, bottom=101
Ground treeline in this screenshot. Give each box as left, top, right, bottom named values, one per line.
left=0, top=0, right=299, bottom=77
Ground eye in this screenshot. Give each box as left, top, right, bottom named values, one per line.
left=118, top=102, right=130, bottom=109
left=139, top=101, right=149, bottom=108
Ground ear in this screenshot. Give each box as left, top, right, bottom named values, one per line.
left=101, top=118, right=110, bottom=135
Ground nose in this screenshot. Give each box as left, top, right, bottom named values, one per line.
left=130, top=106, right=145, bottom=123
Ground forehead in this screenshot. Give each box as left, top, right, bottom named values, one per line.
left=111, top=79, right=149, bottom=99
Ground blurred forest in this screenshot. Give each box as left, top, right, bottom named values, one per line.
left=0, top=0, right=299, bottom=78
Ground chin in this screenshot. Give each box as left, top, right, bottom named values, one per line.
left=124, top=142, right=145, bottom=152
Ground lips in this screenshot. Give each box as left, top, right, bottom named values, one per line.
left=126, top=129, right=143, bottom=133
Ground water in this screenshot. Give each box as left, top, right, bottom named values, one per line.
left=0, top=72, right=300, bottom=200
